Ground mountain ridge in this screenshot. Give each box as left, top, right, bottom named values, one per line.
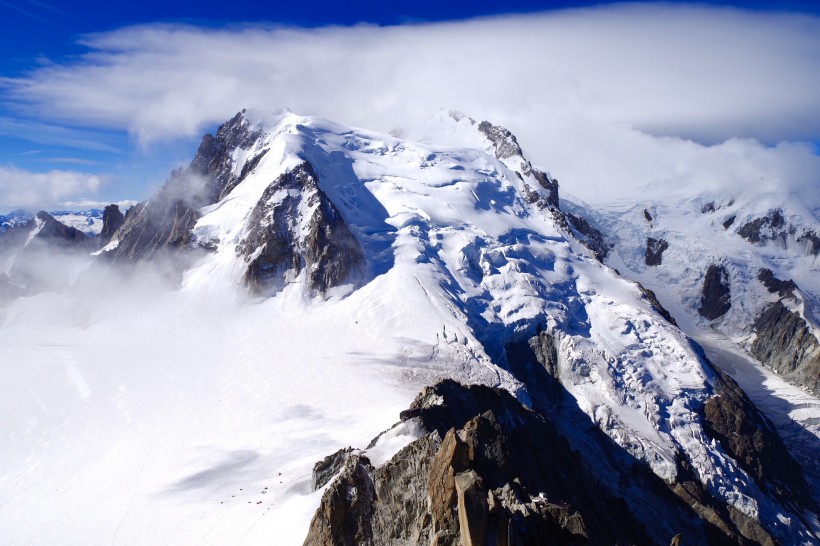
left=1, top=109, right=818, bottom=544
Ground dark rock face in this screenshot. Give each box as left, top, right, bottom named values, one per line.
left=702, top=201, right=716, bottom=214
left=108, top=112, right=259, bottom=261
left=478, top=121, right=559, bottom=209
left=99, top=204, right=124, bottom=247
left=31, top=211, right=92, bottom=249
left=305, top=452, right=377, bottom=546
left=751, top=301, right=820, bottom=396
left=108, top=196, right=199, bottom=261
left=644, top=208, right=653, bottom=222
left=566, top=213, right=609, bottom=260
left=735, top=209, right=806, bottom=251
left=305, top=374, right=810, bottom=545
left=645, top=237, right=669, bottom=266
left=305, top=380, right=647, bottom=546
left=637, top=282, right=678, bottom=326
left=702, top=366, right=815, bottom=511
left=699, top=264, right=731, bottom=320
left=237, top=161, right=365, bottom=296
left=757, top=268, right=797, bottom=297
left=797, top=229, right=820, bottom=255
left=723, top=215, right=736, bottom=230
left=737, top=215, right=771, bottom=243
left=505, top=331, right=811, bottom=545
left=477, top=121, right=525, bottom=160
left=311, top=447, right=354, bottom=491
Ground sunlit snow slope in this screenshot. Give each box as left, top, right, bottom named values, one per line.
left=563, top=180, right=820, bottom=495
left=1, top=111, right=817, bottom=544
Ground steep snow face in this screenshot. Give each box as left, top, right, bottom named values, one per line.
left=569, top=192, right=818, bottom=333
left=562, top=181, right=820, bottom=501
left=182, top=112, right=811, bottom=537
left=1, top=111, right=816, bottom=544
left=564, top=189, right=820, bottom=388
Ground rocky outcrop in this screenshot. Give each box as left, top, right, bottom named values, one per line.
left=503, top=329, right=817, bottom=545
left=311, top=447, right=354, bottom=491
left=644, top=208, right=653, bottom=222
left=699, top=264, right=731, bottom=320
left=566, top=213, right=609, bottom=260
left=734, top=210, right=817, bottom=255
left=107, top=111, right=260, bottom=261
left=237, top=161, right=365, bottom=296
left=723, top=216, right=736, bottom=229
left=305, top=380, right=647, bottom=545
left=645, top=237, right=669, bottom=266
left=751, top=301, right=820, bottom=396
left=737, top=210, right=787, bottom=244
left=757, top=268, right=797, bottom=298
left=637, top=282, right=678, bottom=326
left=304, top=451, right=377, bottom=546
left=478, top=121, right=559, bottom=210
left=107, top=196, right=199, bottom=261
left=305, top=375, right=810, bottom=545
left=99, top=204, right=124, bottom=247
left=702, top=368, right=815, bottom=510
left=797, top=230, right=820, bottom=255
left=30, top=211, right=93, bottom=249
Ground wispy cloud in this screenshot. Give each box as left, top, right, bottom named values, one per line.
left=0, top=117, right=122, bottom=153
left=22, top=0, right=63, bottom=16
left=39, top=157, right=102, bottom=166
left=0, top=0, right=50, bottom=23
left=0, top=166, right=105, bottom=210
left=58, top=198, right=137, bottom=210
left=0, top=4, right=818, bottom=205
left=4, top=5, right=819, bottom=143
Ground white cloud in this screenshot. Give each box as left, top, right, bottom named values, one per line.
left=58, top=198, right=138, bottom=210
left=0, top=166, right=105, bottom=210
left=4, top=5, right=819, bottom=142
left=1, top=4, right=818, bottom=206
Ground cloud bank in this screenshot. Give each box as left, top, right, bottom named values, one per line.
left=0, top=166, right=104, bottom=210
left=1, top=4, right=819, bottom=205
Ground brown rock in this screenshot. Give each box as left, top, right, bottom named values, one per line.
left=454, top=470, right=488, bottom=546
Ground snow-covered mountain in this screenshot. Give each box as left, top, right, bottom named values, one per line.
left=2, top=110, right=819, bottom=544
left=0, top=208, right=107, bottom=235
left=0, top=205, right=128, bottom=298
left=561, top=172, right=820, bottom=486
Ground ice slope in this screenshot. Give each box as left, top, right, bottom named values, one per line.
left=182, top=111, right=817, bottom=539
left=568, top=190, right=819, bottom=335
left=1, top=111, right=815, bottom=544
left=562, top=178, right=820, bottom=502
left=53, top=211, right=104, bottom=235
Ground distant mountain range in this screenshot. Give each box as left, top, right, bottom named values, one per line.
left=0, top=208, right=106, bottom=235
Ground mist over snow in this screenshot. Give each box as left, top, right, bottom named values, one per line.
left=1, top=3, right=819, bottom=208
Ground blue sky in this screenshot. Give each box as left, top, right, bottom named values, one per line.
left=1, top=1, right=819, bottom=211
